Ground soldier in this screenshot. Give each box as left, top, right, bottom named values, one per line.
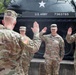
left=19, top=26, right=36, bottom=75
left=0, top=10, right=41, bottom=75
left=39, top=24, right=64, bottom=75
left=66, top=27, right=76, bottom=75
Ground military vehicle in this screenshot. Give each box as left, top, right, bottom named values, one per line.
left=0, top=0, right=76, bottom=60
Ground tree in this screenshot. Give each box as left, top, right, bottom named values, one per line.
left=0, top=0, right=10, bottom=14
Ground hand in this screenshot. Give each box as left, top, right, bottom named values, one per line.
left=67, top=27, right=72, bottom=35
left=41, top=27, right=47, bottom=34
left=31, top=21, right=39, bottom=33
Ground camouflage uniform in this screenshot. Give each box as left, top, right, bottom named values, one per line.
left=0, top=10, right=41, bottom=75
left=19, top=26, right=41, bottom=75
left=66, top=33, right=76, bottom=75
left=0, top=25, right=25, bottom=75
left=39, top=24, right=64, bottom=75
left=21, top=35, right=34, bottom=75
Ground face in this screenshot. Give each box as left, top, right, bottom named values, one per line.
left=20, top=30, right=26, bottom=35
left=51, top=27, right=58, bottom=34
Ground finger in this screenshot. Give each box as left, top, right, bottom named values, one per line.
left=33, top=21, right=39, bottom=28
left=44, top=27, right=47, bottom=30
left=31, top=27, right=33, bottom=31
left=68, top=27, right=72, bottom=31
left=68, top=27, right=72, bottom=30
left=35, top=22, right=39, bottom=28
left=31, top=28, right=34, bottom=32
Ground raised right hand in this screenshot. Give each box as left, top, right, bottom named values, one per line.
left=41, top=27, right=47, bottom=34
left=67, top=27, right=72, bottom=35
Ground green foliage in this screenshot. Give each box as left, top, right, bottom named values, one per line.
left=0, top=0, right=10, bottom=14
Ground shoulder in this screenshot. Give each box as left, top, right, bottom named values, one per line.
left=23, top=35, right=32, bottom=41
left=57, top=34, right=63, bottom=38
left=44, top=34, right=51, bottom=37
left=0, top=24, right=5, bottom=29
left=56, top=34, right=64, bottom=41
left=72, top=33, right=76, bottom=37
left=12, top=30, right=21, bottom=38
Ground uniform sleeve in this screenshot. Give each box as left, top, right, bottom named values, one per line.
left=21, top=33, right=41, bottom=53
left=32, top=33, right=41, bottom=53
left=66, top=33, right=76, bottom=43
left=59, top=37, right=65, bottom=60
left=39, top=32, right=46, bottom=42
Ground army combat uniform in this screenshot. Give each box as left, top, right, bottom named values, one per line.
left=0, top=10, right=41, bottom=75
left=19, top=26, right=41, bottom=75
left=0, top=25, right=25, bottom=75
left=39, top=29, right=64, bottom=75
left=66, top=33, right=76, bottom=75
left=0, top=25, right=41, bottom=75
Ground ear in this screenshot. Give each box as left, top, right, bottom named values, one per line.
left=56, top=28, right=58, bottom=32
left=13, top=21, right=17, bottom=26
left=2, top=20, right=4, bottom=24
left=57, top=28, right=58, bottom=30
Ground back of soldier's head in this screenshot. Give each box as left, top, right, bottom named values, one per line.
left=4, top=10, right=18, bottom=19
left=2, top=10, right=18, bottom=29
